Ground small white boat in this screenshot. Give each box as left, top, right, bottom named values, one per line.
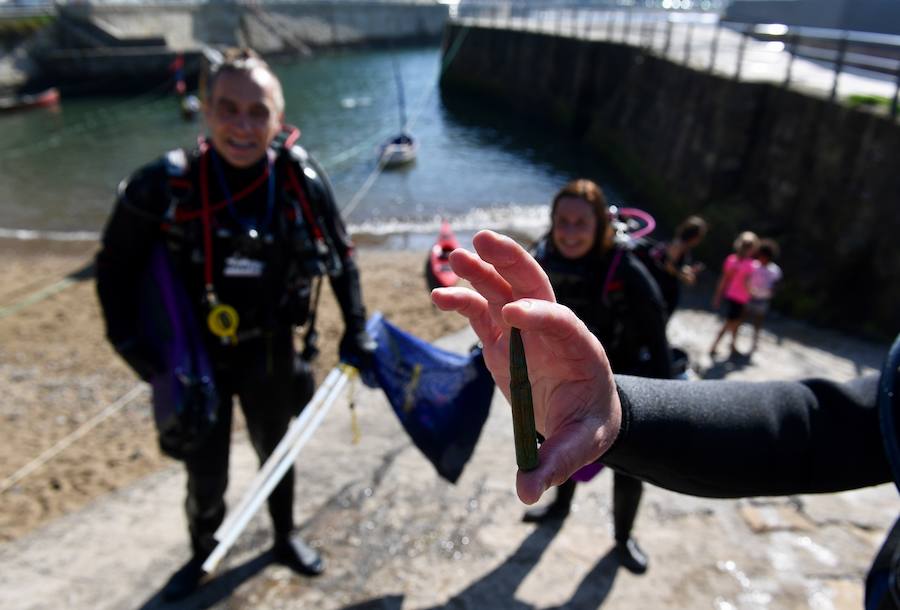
left=378, top=57, right=417, bottom=168
left=379, top=132, right=417, bottom=167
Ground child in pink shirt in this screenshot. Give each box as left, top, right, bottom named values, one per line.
left=710, top=231, right=759, bottom=358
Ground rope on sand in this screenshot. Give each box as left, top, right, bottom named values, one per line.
left=0, top=260, right=95, bottom=321
left=0, top=277, right=78, bottom=321
left=0, top=384, right=148, bottom=495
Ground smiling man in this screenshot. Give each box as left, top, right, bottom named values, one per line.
left=96, top=49, right=375, bottom=601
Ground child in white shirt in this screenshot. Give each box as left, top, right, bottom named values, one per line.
left=746, top=239, right=782, bottom=354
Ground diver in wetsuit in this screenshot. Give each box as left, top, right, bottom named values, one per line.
left=96, top=49, right=374, bottom=601
left=523, top=180, right=671, bottom=575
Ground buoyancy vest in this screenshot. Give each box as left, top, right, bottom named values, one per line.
left=531, top=238, right=643, bottom=373
left=156, top=128, right=342, bottom=342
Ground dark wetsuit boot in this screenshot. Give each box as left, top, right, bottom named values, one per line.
left=522, top=478, right=576, bottom=523
left=162, top=554, right=208, bottom=602
left=613, top=471, right=648, bottom=574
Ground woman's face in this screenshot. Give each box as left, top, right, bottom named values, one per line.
left=552, top=196, right=598, bottom=260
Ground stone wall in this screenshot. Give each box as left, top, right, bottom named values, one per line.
left=65, top=1, right=447, bottom=51
left=22, top=2, right=447, bottom=92
left=440, top=24, right=900, bottom=336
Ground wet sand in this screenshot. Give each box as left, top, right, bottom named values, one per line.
left=0, top=239, right=467, bottom=542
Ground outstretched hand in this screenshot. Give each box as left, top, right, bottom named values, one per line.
left=431, top=230, right=622, bottom=505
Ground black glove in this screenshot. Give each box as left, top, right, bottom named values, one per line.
left=338, top=328, right=376, bottom=372
left=115, top=340, right=161, bottom=382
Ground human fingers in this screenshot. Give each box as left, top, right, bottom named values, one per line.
left=471, top=231, right=555, bottom=302
left=501, top=298, right=605, bottom=362
left=447, top=247, right=514, bottom=305
left=431, top=287, right=500, bottom=346
left=432, top=287, right=512, bottom=403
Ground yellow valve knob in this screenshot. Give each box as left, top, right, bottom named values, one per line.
left=207, top=303, right=240, bottom=345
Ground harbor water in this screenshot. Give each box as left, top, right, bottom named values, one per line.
left=0, top=46, right=624, bottom=246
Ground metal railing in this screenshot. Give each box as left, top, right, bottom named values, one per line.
left=749, top=23, right=900, bottom=111
left=451, top=3, right=900, bottom=118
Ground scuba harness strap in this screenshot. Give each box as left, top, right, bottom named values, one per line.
left=160, top=126, right=333, bottom=347
left=300, top=275, right=323, bottom=362
left=601, top=248, right=625, bottom=305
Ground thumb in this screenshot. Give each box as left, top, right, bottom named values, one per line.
left=515, top=420, right=605, bottom=505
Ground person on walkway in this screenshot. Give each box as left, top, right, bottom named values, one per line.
left=657, top=215, right=708, bottom=319
left=96, top=49, right=375, bottom=601
left=746, top=238, right=783, bottom=354
left=521, top=179, right=672, bottom=574
left=431, top=229, right=899, bottom=610
left=709, top=231, right=759, bottom=357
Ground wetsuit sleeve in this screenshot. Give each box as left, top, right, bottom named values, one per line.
left=303, top=155, right=368, bottom=332
left=95, top=162, right=169, bottom=378
left=603, top=374, right=890, bottom=497
left=623, top=254, right=672, bottom=379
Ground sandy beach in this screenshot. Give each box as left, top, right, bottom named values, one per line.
left=0, top=239, right=468, bottom=543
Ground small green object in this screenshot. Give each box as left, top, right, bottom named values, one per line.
left=509, top=328, right=539, bottom=471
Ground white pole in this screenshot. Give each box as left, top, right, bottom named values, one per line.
left=202, top=366, right=353, bottom=574
left=213, top=367, right=343, bottom=538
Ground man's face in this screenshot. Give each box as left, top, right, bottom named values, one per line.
left=205, top=68, right=283, bottom=168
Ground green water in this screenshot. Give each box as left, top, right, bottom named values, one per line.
left=0, top=46, right=620, bottom=234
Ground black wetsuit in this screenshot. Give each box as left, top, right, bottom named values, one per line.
left=532, top=237, right=672, bottom=541
left=96, top=140, right=368, bottom=557
left=606, top=373, right=897, bottom=609
left=633, top=239, right=693, bottom=321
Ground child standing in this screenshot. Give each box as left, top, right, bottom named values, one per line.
left=746, top=239, right=782, bottom=354
left=710, top=231, right=759, bottom=358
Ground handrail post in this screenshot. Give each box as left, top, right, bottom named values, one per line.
left=830, top=32, right=848, bottom=102
left=783, top=31, right=797, bottom=88
left=708, top=19, right=720, bottom=73
left=641, top=14, right=650, bottom=50
left=892, top=62, right=900, bottom=119
left=685, top=21, right=694, bottom=65
left=663, top=18, right=672, bottom=57
left=735, top=23, right=749, bottom=81
left=624, top=8, right=632, bottom=45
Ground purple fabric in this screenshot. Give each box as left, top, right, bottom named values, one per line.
left=571, top=462, right=604, bottom=483
left=141, top=244, right=217, bottom=459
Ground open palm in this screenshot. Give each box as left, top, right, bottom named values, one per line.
left=431, top=231, right=622, bottom=504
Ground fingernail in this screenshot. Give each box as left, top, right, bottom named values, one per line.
left=518, top=300, right=532, bottom=310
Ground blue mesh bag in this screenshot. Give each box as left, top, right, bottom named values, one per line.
left=362, top=313, right=493, bottom=483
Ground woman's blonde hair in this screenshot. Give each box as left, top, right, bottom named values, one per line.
left=733, top=231, right=759, bottom=256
